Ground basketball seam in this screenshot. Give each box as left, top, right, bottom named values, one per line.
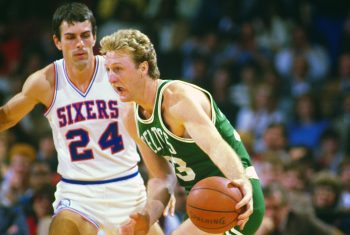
left=190, top=187, right=240, bottom=202
left=199, top=221, right=236, bottom=231
left=187, top=205, right=238, bottom=213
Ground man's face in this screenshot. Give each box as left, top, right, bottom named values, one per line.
left=264, top=192, right=289, bottom=228
left=264, top=127, right=286, bottom=150
left=313, top=186, right=337, bottom=209
left=104, top=50, right=143, bottom=102
left=53, top=20, right=96, bottom=70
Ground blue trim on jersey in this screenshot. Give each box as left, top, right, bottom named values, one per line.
left=61, top=170, right=139, bottom=185
left=63, top=56, right=99, bottom=97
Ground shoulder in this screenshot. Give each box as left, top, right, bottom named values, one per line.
left=162, top=81, right=206, bottom=105
left=25, top=63, right=55, bottom=88
left=120, top=102, right=140, bottom=141
left=23, top=63, right=55, bottom=105
left=162, top=80, right=209, bottom=118
left=120, top=101, right=135, bottom=119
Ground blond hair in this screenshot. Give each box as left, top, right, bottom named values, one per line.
left=100, top=29, right=160, bottom=79
left=9, top=143, right=36, bottom=163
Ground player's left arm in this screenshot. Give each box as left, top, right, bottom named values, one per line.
left=169, top=90, right=253, bottom=229
left=119, top=102, right=176, bottom=234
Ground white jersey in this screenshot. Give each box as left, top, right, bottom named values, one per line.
left=45, top=55, right=140, bottom=181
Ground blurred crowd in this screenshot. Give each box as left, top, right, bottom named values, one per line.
left=1, top=0, right=350, bottom=234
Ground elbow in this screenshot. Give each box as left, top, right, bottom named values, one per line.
left=148, top=172, right=177, bottom=195
left=0, top=120, right=16, bottom=132
left=0, top=108, right=15, bottom=131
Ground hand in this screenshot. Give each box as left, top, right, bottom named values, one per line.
left=163, top=194, right=176, bottom=216
left=230, top=178, right=253, bottom=230
left=118, top=212, right=150, bottom=235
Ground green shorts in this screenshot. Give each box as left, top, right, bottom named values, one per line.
left=225, top=179, right=265, bottom=235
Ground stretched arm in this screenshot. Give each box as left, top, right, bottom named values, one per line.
left=119, top=103, right=176, bottom=234
left=168, top=87, right=253, bottom=229
left=175, top=96, right=245, bottom=180
left=137, top=140, right=176, bottom=225
left=0, top=67, right=53, bottom=131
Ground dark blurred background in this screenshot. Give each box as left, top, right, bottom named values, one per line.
left=1, top=0, right=350, bottom=234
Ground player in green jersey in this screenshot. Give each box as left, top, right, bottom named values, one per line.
left=100, top=29, right=265, bottom=235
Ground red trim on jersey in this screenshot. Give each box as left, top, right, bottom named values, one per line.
left=43, top=63, right=57, bottom=116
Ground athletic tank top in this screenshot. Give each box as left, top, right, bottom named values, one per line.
left=135, top=80, right=252, bottom=193
left=45, top=55, right=139, bottom=180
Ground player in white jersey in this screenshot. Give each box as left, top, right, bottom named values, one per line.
left=0, top=2, right=175, bottom=235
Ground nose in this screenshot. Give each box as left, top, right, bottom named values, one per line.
left=107, top=71, right=118, bottom=83
left=76, top=37, right=84, bottom=48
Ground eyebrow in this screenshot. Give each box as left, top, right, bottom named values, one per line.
left=63, top=30, right=91, bottom=36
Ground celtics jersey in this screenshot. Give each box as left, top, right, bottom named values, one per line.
left=135, top=80, right=253, bottom=193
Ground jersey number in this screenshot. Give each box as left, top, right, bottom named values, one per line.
left=164, top=156, right=195, bottom=181
left=66, top=122, right=124, bottom=161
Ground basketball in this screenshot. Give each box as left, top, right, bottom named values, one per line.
left=186, top=176, right=244, bottom=233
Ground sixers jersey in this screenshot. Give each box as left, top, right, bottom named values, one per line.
left=136, top=80, right=253, bottom=193
left=45, top=55, right=139, bottom=180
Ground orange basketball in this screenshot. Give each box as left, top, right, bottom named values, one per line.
left=186, top=176, right=243, bottom=233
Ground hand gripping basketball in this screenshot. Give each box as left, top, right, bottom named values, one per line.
left=186, top=176, right=245, bottom=233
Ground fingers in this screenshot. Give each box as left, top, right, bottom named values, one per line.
left=129, top=213, right=141, bottom=220
left=169, top=194, right=176, bottom=216
left=236, top=191, right=252, bottom=209
left=118, top=212, right=150, bottom=235
left=118, top=219, right=136, bottom=235
left=238, top=218, right=248, bottom=230
left=163, top=194, right=176, bottom=216
left=230, top=179, right=252, bottom=209
left=236, top=200, right=252, bottom=230
left=230, top=179, right=254, bottom=230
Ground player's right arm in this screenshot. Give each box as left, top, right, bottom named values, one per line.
left=0, top=65, right=54, bottom=131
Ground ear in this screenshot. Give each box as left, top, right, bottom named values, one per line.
left=92, top=34, right=97, bottom=47
left=139, top=61, right=149, bottom=74
left=53, top=35, right=62, bottom=51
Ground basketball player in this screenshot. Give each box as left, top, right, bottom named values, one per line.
left=101, top=29, right=265, bottom=235
left=0, top=3, right=174, bottom=235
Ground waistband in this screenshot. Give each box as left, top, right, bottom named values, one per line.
left=61, top=170, right=139, bottom=185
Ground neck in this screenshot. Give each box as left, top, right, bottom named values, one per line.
left=138, top=78, right=160, bottom=117
left=66, top=56, right=96, bottom=85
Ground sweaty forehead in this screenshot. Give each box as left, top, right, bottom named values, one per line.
left=105, top=51, right=134, bottom=64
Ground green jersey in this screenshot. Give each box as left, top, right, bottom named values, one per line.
left=135, top=80, right=253, bottom=193
left=136, top=80, right=265, bottom=235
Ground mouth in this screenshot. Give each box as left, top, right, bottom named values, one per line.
left=74, top=51, right=87, bottom=57
left=113, top=86, right=129, bottom=101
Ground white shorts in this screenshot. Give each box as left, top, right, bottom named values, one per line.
left=52, top=171, right=147, bottom=233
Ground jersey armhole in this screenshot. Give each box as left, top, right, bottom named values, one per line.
left=44, top=62, right=58, bottom=116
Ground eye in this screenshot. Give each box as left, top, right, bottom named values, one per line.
left=81, top=32, right=91, bottom=39
left=65, top=35, right=75, bottom=40
left=112, top=66, right=121, bottom=73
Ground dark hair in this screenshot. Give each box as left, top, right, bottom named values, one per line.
left=52, top=2, right=97, bottom=39
left=266, top=122, right=287, bottom=138
left=312, top=171, right=341, bottom=205
left=320, top=128, right=340, bottom=142
left=263, top=183, right=289, bottom=206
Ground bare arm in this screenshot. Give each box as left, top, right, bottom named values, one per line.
left=167, top=85, right=253, bottom=229
left=137, top=138, right=176, bottom=223
left=120, top=103, right=176, bottom=234
left=0, top=66, right=54, bottom=131
left=169, top=91, right=245, bottom=181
